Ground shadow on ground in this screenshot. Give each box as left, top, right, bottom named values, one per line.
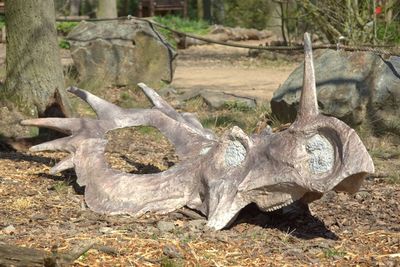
left=232, top=202, right=338, bottom=240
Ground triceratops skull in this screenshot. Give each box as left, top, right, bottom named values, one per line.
left=22, top=33, right=374, bottom=230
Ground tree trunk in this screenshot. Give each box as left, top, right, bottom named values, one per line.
left=81, top=0, right=97, bottom=17
left=3, top=0, right=72, bottom=124
left=97, top=0, right=117, bottom=18
left=203, top=0, right=212, bottom=22
left=211, top=0, right=224, bottom=24
left=70, top=0, right=81, bottom=16
left=197, top=0, right=204, bottom=19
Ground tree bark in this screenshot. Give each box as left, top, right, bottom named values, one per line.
left=70, top=0, right=81, bottom=16
left=211, top=0, right=224, bottom=24
left=203, top=0, right=212, bottom=22
left=3, top=0, right=72, bottom=122
left=97, top=0, right=117, bottom=19
left=197, top=0, right=204, bottom=20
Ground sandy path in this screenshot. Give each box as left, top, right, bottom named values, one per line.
left=171, top=41, right=297, bottom=103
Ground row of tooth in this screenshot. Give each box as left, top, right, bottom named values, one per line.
left=265, top=198, right=295, bottom=212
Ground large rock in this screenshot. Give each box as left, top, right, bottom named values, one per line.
left=271, top=50, right=400, bottom=135
left=176, top=89, right=257, bottom=109
left=67, top=19, right=176, bottom=87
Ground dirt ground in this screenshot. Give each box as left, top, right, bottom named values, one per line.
left=172, top=40, right=297, bottom=103
left=0, top=42, right=399, bottom=266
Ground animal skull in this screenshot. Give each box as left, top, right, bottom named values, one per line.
left=22, top=33, right=374, bottom=230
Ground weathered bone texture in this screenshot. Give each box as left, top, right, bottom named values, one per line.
left=22, top=33, right=374, bottom=230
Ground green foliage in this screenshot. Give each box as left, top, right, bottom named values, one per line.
left=53, top=181, right=70, bottom=194
left=153, top=15, right=210, bottom=47
left=59, top=38, right=71, bottom=49
left=160, top=257, right=183, bottom=267
left=224, top=0, right=272, bottom=30
left=388, top=173, right=400, bottom=184
left=0, top=15, right=4, bottom=29
left=136, top=126, right=163, bottom=139
left=154, top=15, right=210, bottom=35
left=201, top=114, right=246, bottom=130
left=187, top=0, right=201, bottom=20
left=223, top=100, right=253, bottom=112
left=377, top=21, right=400, bottom=44
left=370, top=148, right=400, bottom=160
left=323, top=248, right=346, bottom=258
left=56, top=21, right=78, bottom=36
left=117, top=0, right=139, bottom=16
left=197, top=104, right=271, bottom=135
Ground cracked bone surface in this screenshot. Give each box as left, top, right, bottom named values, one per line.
left=22, top=33, right=374, bottom=230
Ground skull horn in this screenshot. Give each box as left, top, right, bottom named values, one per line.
left=297, top=32, right=319, bottom=122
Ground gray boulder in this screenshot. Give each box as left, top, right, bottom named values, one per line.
left=67, top=19, right=176, bottom=87
left=177, top=89, right=257, bottom=109
left=271, top=50, right=400, bottom=135
left=370, top=55, right=400, bottom=134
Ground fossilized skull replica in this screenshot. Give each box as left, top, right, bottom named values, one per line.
left=22, top=33, right=374, bottom=230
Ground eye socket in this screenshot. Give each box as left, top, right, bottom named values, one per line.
left=305, top=134, right=334, bottom=174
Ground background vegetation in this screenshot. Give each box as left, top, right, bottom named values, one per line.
left=52, top=0, right=400, bottom=46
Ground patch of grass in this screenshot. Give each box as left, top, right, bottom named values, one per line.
left=53, top=181, right=70, bottom=194
left=201, top=114, right=245, bottom=131
left=184, top=97, right=209, bottom=113
left=76, top=76, right=109, bottom=95
left=160, top=257, right=183, bottom=267
left=117, top=87, right=151, bottom=109
left=59, top=38, right=71, bottom=49
left=57, top=21, right=79, bottom=36
left=153, top=15, right=210, bottom=47
left=388, top=173, right=400, bottom=184
left=267, top=113, right=286, bottom=131
left=0, top=15, right=4, bottom=29
left=119, top=91, right=135, bottom=109
left=78, top=252, right=89, bottom=262
left=181, top=235, right=192, bottom=244
left=223, top=100, right=253, bottom=112
left=323, top=248, right=346, bottom=259
left=154, top=15, right=210, bottom=35
left=0, top=65, right=5, bottom=81
left=197, top=104, right=276, bottom=135
left=120, top=91, right=130, bottom=101
left=280, top=228, right=296, bottom=244
left=136, top=126, right=164, bottom=140
left=370, top=149, right=400, bottom=160
left=377, top=21, right=400, bottom=44
left=151, top=233, right=158, bottom=240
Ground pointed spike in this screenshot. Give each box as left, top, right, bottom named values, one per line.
left=21, top=118, right=82, bottom=134
left=138, top=83, right=169, bottom=109
left=297, top=32, right=319, bottom=121
left=29, top=137, right=73, bottom=152
left=137, top=83, right=182, bottom=121
left=50, top=156, right=75, bottom=175
left=182, top=113, right=204, bottom=130
left=67, top=86, right=123, bottom=120
left=138, top=83, right=211, bottom=135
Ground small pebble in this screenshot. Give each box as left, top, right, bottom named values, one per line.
left=2, top=225, right=16, bottom=234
